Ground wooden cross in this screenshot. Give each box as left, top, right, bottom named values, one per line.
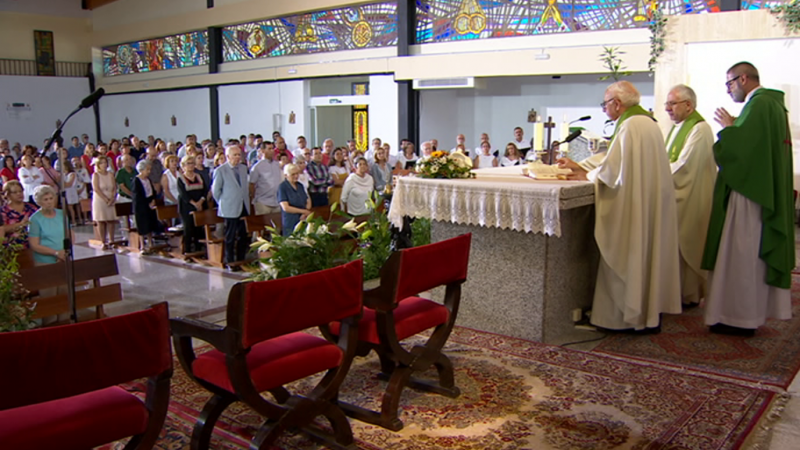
left=544, top=116, right=557, bottom=164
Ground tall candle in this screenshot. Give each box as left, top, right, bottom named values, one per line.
left=534, top=121, right=544, bottom=151
left=560, top=121, right=570, bottom=154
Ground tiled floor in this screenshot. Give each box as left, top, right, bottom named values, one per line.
left=66, top=224, right=800, bottom=448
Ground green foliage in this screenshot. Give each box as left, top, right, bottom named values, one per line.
left=358, top=193, right=394, bottom=281
left=248, top=204, right=359, bottom=281
left=0, top=244, right=35, bottom=332
left=772, top=2, right=800, bottom=35
left=598, top=46, right=632, bottom=81
left=648, top=6, right=668, bottom=73
left=411, top=217, right=431, bottom=248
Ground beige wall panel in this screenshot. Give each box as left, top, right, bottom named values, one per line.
left=0, top=12, right=92, bottom=62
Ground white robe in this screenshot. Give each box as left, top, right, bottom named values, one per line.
left=704, top=191, right=792, bottom=328
left=587, top=115, right=682, bottom=330
left=666, top=121, right=717, bottom=304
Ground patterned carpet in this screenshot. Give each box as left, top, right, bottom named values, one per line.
left=594, top=278, right=800, bottom=389
left=107, top=327, right=778, bottom=450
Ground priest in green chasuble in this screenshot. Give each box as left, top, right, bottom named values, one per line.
left=664, top=85, right=716, bottom=306
left=701, top=62, right=793, bottom=336
left=566, top=81, right=682, bottom=332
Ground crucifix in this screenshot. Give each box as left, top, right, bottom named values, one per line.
left=544, top=115, right=557, bottom=164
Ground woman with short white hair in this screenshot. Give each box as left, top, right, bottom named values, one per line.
left=28, top=185, right=68, bottom=264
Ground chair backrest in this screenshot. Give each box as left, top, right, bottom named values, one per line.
left=0, top=303, right=172, bottom=410
left=388, top=233, right=471, bottom=303
left=233, top=260, right=363, bottom=349
left=114, top=201, right=133, bottom=217
left=192, top=207, right=224, bottom=227
left=156, top=204, right=180, bottom=221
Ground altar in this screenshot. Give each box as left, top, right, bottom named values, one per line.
left=388, top=167, right=599, bottom=343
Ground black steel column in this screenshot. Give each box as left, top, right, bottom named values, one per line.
left=88, top=70, right=102, bottom=142
left=397, top=0, right=419, bottom=146
left=208, top=26, right=222, bottom=141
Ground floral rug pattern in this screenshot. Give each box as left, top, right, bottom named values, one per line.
left=593, top=279, right=800, bottom=388
left=109, top=327, right=775, bottom=449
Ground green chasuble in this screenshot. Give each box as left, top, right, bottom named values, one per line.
left=701, top=88, right=795, bottom=288
left=610, top=105, right=653, bottom=141
left=665, top=110, right=705, bottom=163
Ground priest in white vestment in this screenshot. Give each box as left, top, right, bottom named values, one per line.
left=664, top=85, right=716, bottom=306
left=565, top=81, right=682, bottom=331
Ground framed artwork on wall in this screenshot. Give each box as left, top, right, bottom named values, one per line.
left=34, top=30, right=56, bottom=76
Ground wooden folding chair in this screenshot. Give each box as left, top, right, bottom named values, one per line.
left=171, top=260, right=364, bottom=450
left=324, top=233, right=472, bottom=431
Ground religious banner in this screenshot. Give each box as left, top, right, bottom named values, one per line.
left=33, top=30, right=56, bottom=77
left=352, top=82, right=369, bottom=151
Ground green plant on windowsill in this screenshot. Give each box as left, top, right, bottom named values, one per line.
left=598, top=46, right=631, bottom=81
left=772, top=1, right=800, bottom=34
left=0, top=243, right=35, bottom=332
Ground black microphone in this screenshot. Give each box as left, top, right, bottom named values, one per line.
left=569, top=115, right=591, bottom=124
left=557, top=130, right=583, bottom=144
left=80, top=88, right=105, bottom=109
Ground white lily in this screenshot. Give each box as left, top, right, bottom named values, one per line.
left=341, top=219, right=358, bottom=232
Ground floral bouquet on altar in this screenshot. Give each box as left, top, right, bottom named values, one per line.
left=415, top=150, right=475, bottom=179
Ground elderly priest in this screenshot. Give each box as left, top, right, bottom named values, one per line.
left=564, top=81, right=682, bottom=332
left=702, top=62, right=794, bottom=336
left=664, top=84, right=716, bottom=307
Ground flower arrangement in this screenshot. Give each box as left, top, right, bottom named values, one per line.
left=415, top=150, right=475, bottom=179
left=0, top=244, right=35, bottom=332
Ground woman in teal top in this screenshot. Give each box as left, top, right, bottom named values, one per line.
left=28, top=185, right=66, bottom=265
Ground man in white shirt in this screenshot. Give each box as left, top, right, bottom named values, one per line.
left=663, top=84, right=716, bottom=307
left=364, top=138, right=381, bottom=164
left=293, top=135, right=309, bottom=160
left=450, top=134, right=466, bottom=153
left=249, top=142, right=282, bottom=215
left=511, top=127, right=532, bottom=159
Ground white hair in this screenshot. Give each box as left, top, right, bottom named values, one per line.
left=669, top=84, right=697, bottom=108
left=606, top=81, right=641, bottom=108
left=136, top=159, right=151, bottom=173
left=283, top=163, right=298, bottom=177
left=224, top=144, right=241, bottom=156
left=33, top=184, right=56, bottom=204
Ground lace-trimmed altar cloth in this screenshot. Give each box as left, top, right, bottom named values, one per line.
left=388, top=168, right=594, bottom=237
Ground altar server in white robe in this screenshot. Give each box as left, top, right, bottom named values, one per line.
left=663, top=85, right=716, bottom=306
left=575, top=81, right=682, bottom=331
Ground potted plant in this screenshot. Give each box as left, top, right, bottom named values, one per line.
left=0, top=244, right=35, bottom=332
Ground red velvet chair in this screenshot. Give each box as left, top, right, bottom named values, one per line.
left=325, top=233, right=472, bottom=431
left=0, top=303, right=172, bottom=450
left=170, top=259, right=363, bottom=450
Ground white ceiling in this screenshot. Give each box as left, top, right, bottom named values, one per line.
left=0, top=0, right=91, bottom=18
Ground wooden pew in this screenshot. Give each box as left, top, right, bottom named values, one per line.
left=19, top=253, right=123, bottom=323
left=245, top=212, right=282, bottom=239
left=155, top=204, right=189, bottom=259
left=192, top=208, right=225, bottom=268
left=114, top=201, right=141, bottom=252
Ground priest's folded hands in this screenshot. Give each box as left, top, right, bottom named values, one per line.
left=557, top=158, right=588, bottom=180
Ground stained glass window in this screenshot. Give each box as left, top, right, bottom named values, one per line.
left=352, top=82, right=370, bottom=152
left=103, top=30, right=209, bottom=77
left=222, top=2, right=398, bottom=62
left=415, top=0, right=784, bottom=43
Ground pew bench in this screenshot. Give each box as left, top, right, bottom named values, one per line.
left=192, top=208, right=225, bottom=268
left=115, top=201, right=142, bottom=252
left=19, top=253, right=124, bottom=323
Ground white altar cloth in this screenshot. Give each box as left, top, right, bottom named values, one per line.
left=388, top=167, right=594, bottom=237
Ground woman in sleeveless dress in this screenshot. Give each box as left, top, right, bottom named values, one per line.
left=91, top=156, right=117, bottom=249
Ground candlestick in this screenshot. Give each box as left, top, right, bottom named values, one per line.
left=534, top=121, right=544, bottom=151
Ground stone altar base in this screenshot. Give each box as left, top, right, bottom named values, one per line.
left=431, top=205, right=599, bottom=344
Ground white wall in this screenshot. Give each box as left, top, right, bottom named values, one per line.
left=368, top=75, right=399, bottom=153
left=0, top=75, right=94, bottom=147
left=0, top=12, right=93, bottom=62
left=419, top=73, right=655, bottom=150
left=218, top=80, right=306, bottom=144
left=99, top=88, right=210, bottom=143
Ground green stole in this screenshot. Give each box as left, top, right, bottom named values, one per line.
left=610, top=105, right=654, bottom=142
left=665, top=110, right=705, bottom=163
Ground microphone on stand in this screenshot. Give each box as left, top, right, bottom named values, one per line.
left=80, top=88, right=105, bottom=109
left=554, top=130, right=583, bottom=146
left=569, top=115, right=591, bottom=125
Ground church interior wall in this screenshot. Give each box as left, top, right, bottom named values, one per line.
left=0, top=12, right=92, bottom=62
left=419, top=73, right=655, bottom=150
left=218, top=80, right=307, bottom=145
left=0, top=75, right=94, bottom=147
left=99, top=88, right=211, bottom=144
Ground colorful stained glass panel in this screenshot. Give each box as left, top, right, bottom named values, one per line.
left=415, top=0, right=785, bottom=43
left=103, top=30, right=209, bottom=77
left=223, top=2, right=398, bottom=61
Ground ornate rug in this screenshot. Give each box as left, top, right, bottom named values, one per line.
left=106, top=327, right=777, bottom=449
left=593, top=279, right=800, bottom=389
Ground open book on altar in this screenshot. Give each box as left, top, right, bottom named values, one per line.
left=523, top=163, right=572, bottom=180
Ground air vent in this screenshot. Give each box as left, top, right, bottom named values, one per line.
left=413, top=77, right=484, bottom=89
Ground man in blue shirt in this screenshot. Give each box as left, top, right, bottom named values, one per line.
left=306, top=148, right=333, bottom=207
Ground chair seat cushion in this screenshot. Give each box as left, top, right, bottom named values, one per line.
left=193, top=331, right=343, bottom=393
left=0, top=386, right=148, bottom=450
left=330, top=296, right=450, bottom=344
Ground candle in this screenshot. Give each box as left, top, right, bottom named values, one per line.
left=534, top=121, right=544, bottom=151
left=560, top=121, right=570, bottom=154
